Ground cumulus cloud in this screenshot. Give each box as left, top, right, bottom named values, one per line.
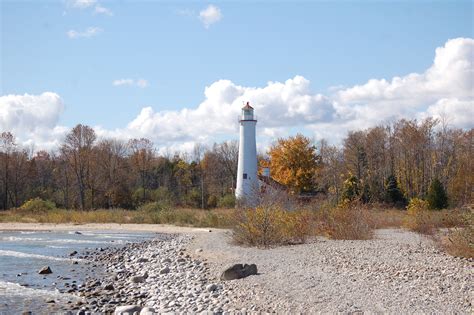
left=67, top=27, right=102, bottom=39
left=113, top=78, right=149, bottom=88
left=2, top=38, right=473, bottom=152
left=199, top=5, right=222, bottom=28
left=0, top=93, right=67, bottom=150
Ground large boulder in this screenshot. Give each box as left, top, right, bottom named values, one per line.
left=114, top=305, right=142, bottom=315
left=220, top=264, right=258, bottom=281
left=38, top=266, right=52, bottom=274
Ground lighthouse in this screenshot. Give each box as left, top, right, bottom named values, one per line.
left=236, top=102, right=258, bottom=202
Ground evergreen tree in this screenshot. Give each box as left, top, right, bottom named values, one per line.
left=427, top=178, right=448, bottom=210
left=384, top=175, right=406, bottom=207
left=342, top=173, right=360, bottom=201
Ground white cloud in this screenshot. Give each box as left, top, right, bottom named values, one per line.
left=199, top=5, right=222, bottom=28
left=113, top=78, right=149, bottom=88
left=94, top=5, right=113, bottom=16
left=67, top=27, right=102, bottom=39
left=2, top=38, right=473, bottom=153
left=70, top=0, right=97, bottom=9
left=0, top=93, right=67, bottom=150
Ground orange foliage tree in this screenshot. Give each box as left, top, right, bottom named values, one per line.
left=268, top=134, right=320, bottom=194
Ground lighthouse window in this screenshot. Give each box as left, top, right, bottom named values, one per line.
left=243, top=173, right=247, bottom=179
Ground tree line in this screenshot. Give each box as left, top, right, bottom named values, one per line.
left=0, top=117, right=472, bottom=211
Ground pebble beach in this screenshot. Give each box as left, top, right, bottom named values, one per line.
left=0, top=223, right=472, bottom=314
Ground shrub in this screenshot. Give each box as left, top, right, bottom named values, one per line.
left=319, top=200, right=374, bottom=240
left=404, top=198, right=434, bottom=234
left=232, top=205, right=312, bottom=247
left=427, top=178, right=448, bottom=210
left=19, top=198, right=56, bottom=213
left=150, top=187, right=175, bottom=207
left=207, top=195, right=218, bottom=208
left=342, top=174, right=360, bottom=201
left=217, top=194, right=236, bottom=208
left=138, top=201, right=170, bottom=212
left=438, top=210, right=473, bottom=258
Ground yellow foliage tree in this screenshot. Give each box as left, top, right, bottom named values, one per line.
left=268, top=134, right=320, bottom=194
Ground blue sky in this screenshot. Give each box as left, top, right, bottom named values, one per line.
left=1, top=0, right=473, bottom=151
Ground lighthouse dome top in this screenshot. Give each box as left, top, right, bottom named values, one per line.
left=240, top=102, right=256, bottom=121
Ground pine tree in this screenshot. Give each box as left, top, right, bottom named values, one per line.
left=384, top=175, right=406, bottom=207
left=342, top=173, right=360, bottom=201
left=427, top=178, right=448, bottom=210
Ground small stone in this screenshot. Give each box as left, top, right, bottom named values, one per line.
left=195, top=248, right=203, bottom=254
left=130, top=276, right=145, bottom=283
left=206, top=284, right=218, bottom=292
left=70, top=251, right=78, bottom=256
left=139, top=307, right=155, bottom=315
left=104, top=283, right=114, bottom=290
left=114, top=305, right=142, bottom=315
left=38, top=266, right=52, bottom=274
left=160, top=267, right=170, bottom=274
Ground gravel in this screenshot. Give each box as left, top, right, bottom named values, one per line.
left=62, top=228, right=472, bottom=314
left=191, top=228, right=473, bottom=313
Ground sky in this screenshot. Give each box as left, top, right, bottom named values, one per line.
left=1, top=0, right=473, bottom=153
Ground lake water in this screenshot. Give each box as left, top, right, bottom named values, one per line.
left=0, top=229, right=155, bottom=314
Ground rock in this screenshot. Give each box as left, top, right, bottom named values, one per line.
left=130, top=276, right=145, bottom=283
left=220, top=264, right=258, bottom=281
left=70, top=251, right=78, bottom=256
left=74, top=231, right=82, bottom=235
left=72, top=261, right=79, bottom=265
left=160, top=266, right=170, bottom=274
left=114, top=305, right=142, bottom=315
left=206, top=283, right=218, bottom=292
left=46, top=299, right=55, bottom=304
left=195, top=248, right=203, bottom=254
left=137, top=258, right=148, bottom=263
left=161, top=258, right=171, bottom=263
left=104, top=283, right=114, bottom=290
left=139, top=307, right=155, bottom=315
left=38, top=266, right=52, bottom=274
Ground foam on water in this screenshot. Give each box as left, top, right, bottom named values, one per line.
left=0, top=249, right=79, bottom=261
left=0, top=280, right=78, bottom=299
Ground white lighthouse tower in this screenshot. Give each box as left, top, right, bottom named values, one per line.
left=236, top=102, right=258, bottom=202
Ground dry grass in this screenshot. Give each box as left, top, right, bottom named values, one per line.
left=436, top=210, right=473, bottom=259
left=0, top=207, right=234, bottom=228
left=317, top=201, right=374, bottom=240
left=231, top=206, right=313, bottom=247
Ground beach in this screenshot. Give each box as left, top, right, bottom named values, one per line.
left=0, top=223, right=472, bottom=314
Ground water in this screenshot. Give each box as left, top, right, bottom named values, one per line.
left=0, top=229, right=155, bottom=314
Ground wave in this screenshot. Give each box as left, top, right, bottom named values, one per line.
left=0, top=236, right=115, bottom=244
left=0, top=250, right=79, bottom=261
left=0, top=280, right=80, bottom=300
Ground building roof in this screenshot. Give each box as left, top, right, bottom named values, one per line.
left=242, top=102, right=254, bottom=110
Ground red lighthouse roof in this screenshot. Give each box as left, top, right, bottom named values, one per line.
left=242, top=102, right=253, bottom=110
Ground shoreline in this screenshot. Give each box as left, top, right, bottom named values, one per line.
left=1, top=224, right=472, bottom=313
left=0, top=223, right=218, bottom=234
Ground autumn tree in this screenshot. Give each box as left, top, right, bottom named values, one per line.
left=61, top=124, right=97, bottom=210
left=0, top=132, right=16, bottom=209
left=268, top=134, right=320, bottom=194
left=128, top=138, right=154, bottom=204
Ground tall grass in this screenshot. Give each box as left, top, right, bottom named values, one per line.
left=0, top=207, right=234, bottom=228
